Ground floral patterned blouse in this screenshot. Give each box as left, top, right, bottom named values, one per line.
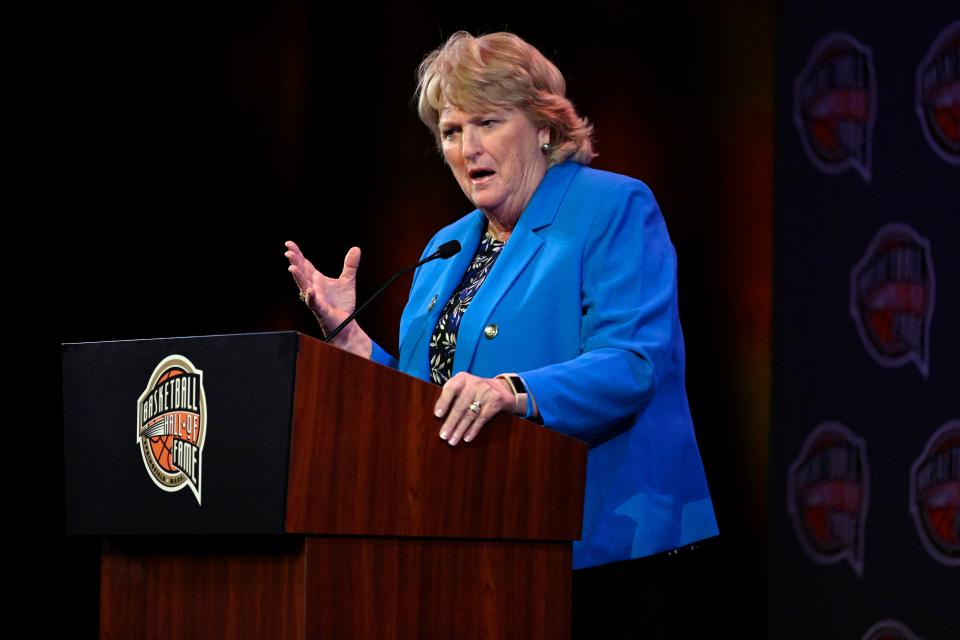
left=428, top=231, right=504, bottom=384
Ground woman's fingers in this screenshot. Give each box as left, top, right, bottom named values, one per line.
left=288, top=264, right=309, bottom=292
left=340, top=246, right=361, bottom=282
left=284, top=241, right=306, bottom=270
left=448, top=394, right=489, bottom=446
left=285, top=241, right=312, bottom=290
left=286, top=242, right=335, bottom=303
left=286, top=242, right=362, bottom=345
left=434, top=373, right=465, bottom=421
left=285, top=240, right=322, bottom=284
left=443, top=386, right=480, bottom=445
left=462, top=399, right=498, bottom=444
left=436, top=374, right=511, bottom=446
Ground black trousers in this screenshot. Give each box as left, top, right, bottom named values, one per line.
left=572, top=537, right=723, bottom=639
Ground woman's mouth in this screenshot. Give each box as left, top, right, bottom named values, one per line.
left=469, top=169, right=496, bottom=185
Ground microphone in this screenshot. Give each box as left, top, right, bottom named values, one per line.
left=434, top=239, right=461, bottom=259
left=324, top=240, right=462, bottom=343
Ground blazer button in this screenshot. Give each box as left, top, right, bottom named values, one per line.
left=483, top=324, right=499, bottom=339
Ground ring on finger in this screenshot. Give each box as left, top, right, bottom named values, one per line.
left=299, top=291, right=309, bottom=303
left=469, top=400, right=481, bottom=414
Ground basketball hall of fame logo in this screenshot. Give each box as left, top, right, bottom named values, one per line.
left=788, top=422, right=869, bottom=576
left=794, top=32, right=876, bottom=181
left=862, top=619, right=920, bottom=640
left=916, top=20, right=960, bottom=165
left=137, top=355, right=206, bottom=504
left=850, top=223, right=935, bottom=378
left=910, top=420, right=960, bottom=567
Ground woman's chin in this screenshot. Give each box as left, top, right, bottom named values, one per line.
left=470, top=190, right=505, bottom=214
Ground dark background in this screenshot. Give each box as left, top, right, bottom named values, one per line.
left=47, top=1, right=775, bottom=635
left=769, top=3, right=959, bottom=639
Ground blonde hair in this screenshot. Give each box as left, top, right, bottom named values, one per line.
left=415, top=31, right=597, bottom=166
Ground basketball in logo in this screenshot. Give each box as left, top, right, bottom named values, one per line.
left=137, top=355, right=206, bottom=504
left=916, top=20, right=960, bottom=165
left=862, top=619, right=920, bottom=640
left=850, top=223, right=935, bottom=377
left=910, top=420, right=960, bottom=567
left=794, top=32, right=876, bottom=181
left=788, top=422, right=869, bottom=576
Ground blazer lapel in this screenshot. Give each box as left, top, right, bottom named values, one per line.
left=398, top=211, right=485, bottom=379
left=453, top=162, right=581, bottom=374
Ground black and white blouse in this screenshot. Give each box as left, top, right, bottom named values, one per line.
left=428, top=231, right=504, bottom=384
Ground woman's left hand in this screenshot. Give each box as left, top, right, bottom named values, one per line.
left=434, top=372, right=515, bottom=446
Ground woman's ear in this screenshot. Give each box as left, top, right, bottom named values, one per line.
left=538, top=125, right=551, bottom=147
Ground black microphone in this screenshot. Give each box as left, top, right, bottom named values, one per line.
left=434, top=239, right=461, bottom=259
left=324, top=240, right=462, bottom=343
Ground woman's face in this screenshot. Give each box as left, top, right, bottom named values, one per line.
left=439, top=104, right=550, bottom=223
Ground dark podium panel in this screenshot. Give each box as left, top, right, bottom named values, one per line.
left=64, top=332, right=299, bottom=534
left=64, top=332, right=587, bottom=639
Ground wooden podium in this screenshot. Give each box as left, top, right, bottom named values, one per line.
left=63, top=332, right=587, bottom=639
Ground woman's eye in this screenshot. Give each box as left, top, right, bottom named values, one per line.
left=481, top=120, right=496, bottom=127
left=441, top=129, right=457, bottom=140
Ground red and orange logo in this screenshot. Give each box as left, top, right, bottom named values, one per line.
left=916, top=20, right=960, bottom=166
left=788, top=422, right=869, bottom=576
left=137, top=355, right=206, bottom=504
left=850, top=223, right=935, bottom=378
left=910, top=420, right=960, bottom=567
left=794, top=32, right=876, bottom=181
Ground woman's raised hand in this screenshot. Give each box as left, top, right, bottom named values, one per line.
left=284, top=240, right=372, bottom=358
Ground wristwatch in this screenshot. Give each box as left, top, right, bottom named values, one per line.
left=500, top=374, right=526, bottom=395
left=497, top=373, right=530, bottom=417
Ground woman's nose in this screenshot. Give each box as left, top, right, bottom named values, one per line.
left=461, top=127, right=482, bottom=160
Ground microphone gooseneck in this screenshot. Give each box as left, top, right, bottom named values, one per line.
left=323, top=240, right=462, bottom=343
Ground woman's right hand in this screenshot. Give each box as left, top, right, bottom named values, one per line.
left=284, top=240, right=372, bottom=358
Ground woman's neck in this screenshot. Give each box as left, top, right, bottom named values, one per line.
left=484, top=215, right=513, bottom=243
left=479, top=159, right=551, bottom=243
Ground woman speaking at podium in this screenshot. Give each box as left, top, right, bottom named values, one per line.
left=285, top=31, right=718, bottom=637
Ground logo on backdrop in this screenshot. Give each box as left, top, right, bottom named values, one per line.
left=850, top=223, right=935, bottom=378
left=794, top=32, right=877, bottom=181
left=788, top=422, right=869, bottom=576
left=916, top=20, right=960, bottom=165
left=137, top=355, right=206, bottom=504
left=910, top=420, right=960, bottom=567
left=862, top=619, right=920, bottom=640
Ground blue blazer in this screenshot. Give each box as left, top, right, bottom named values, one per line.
left=372, top=161, right=718, bottom=569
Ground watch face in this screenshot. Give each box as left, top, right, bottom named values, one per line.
left=509, top=375, right=526, bottom=394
